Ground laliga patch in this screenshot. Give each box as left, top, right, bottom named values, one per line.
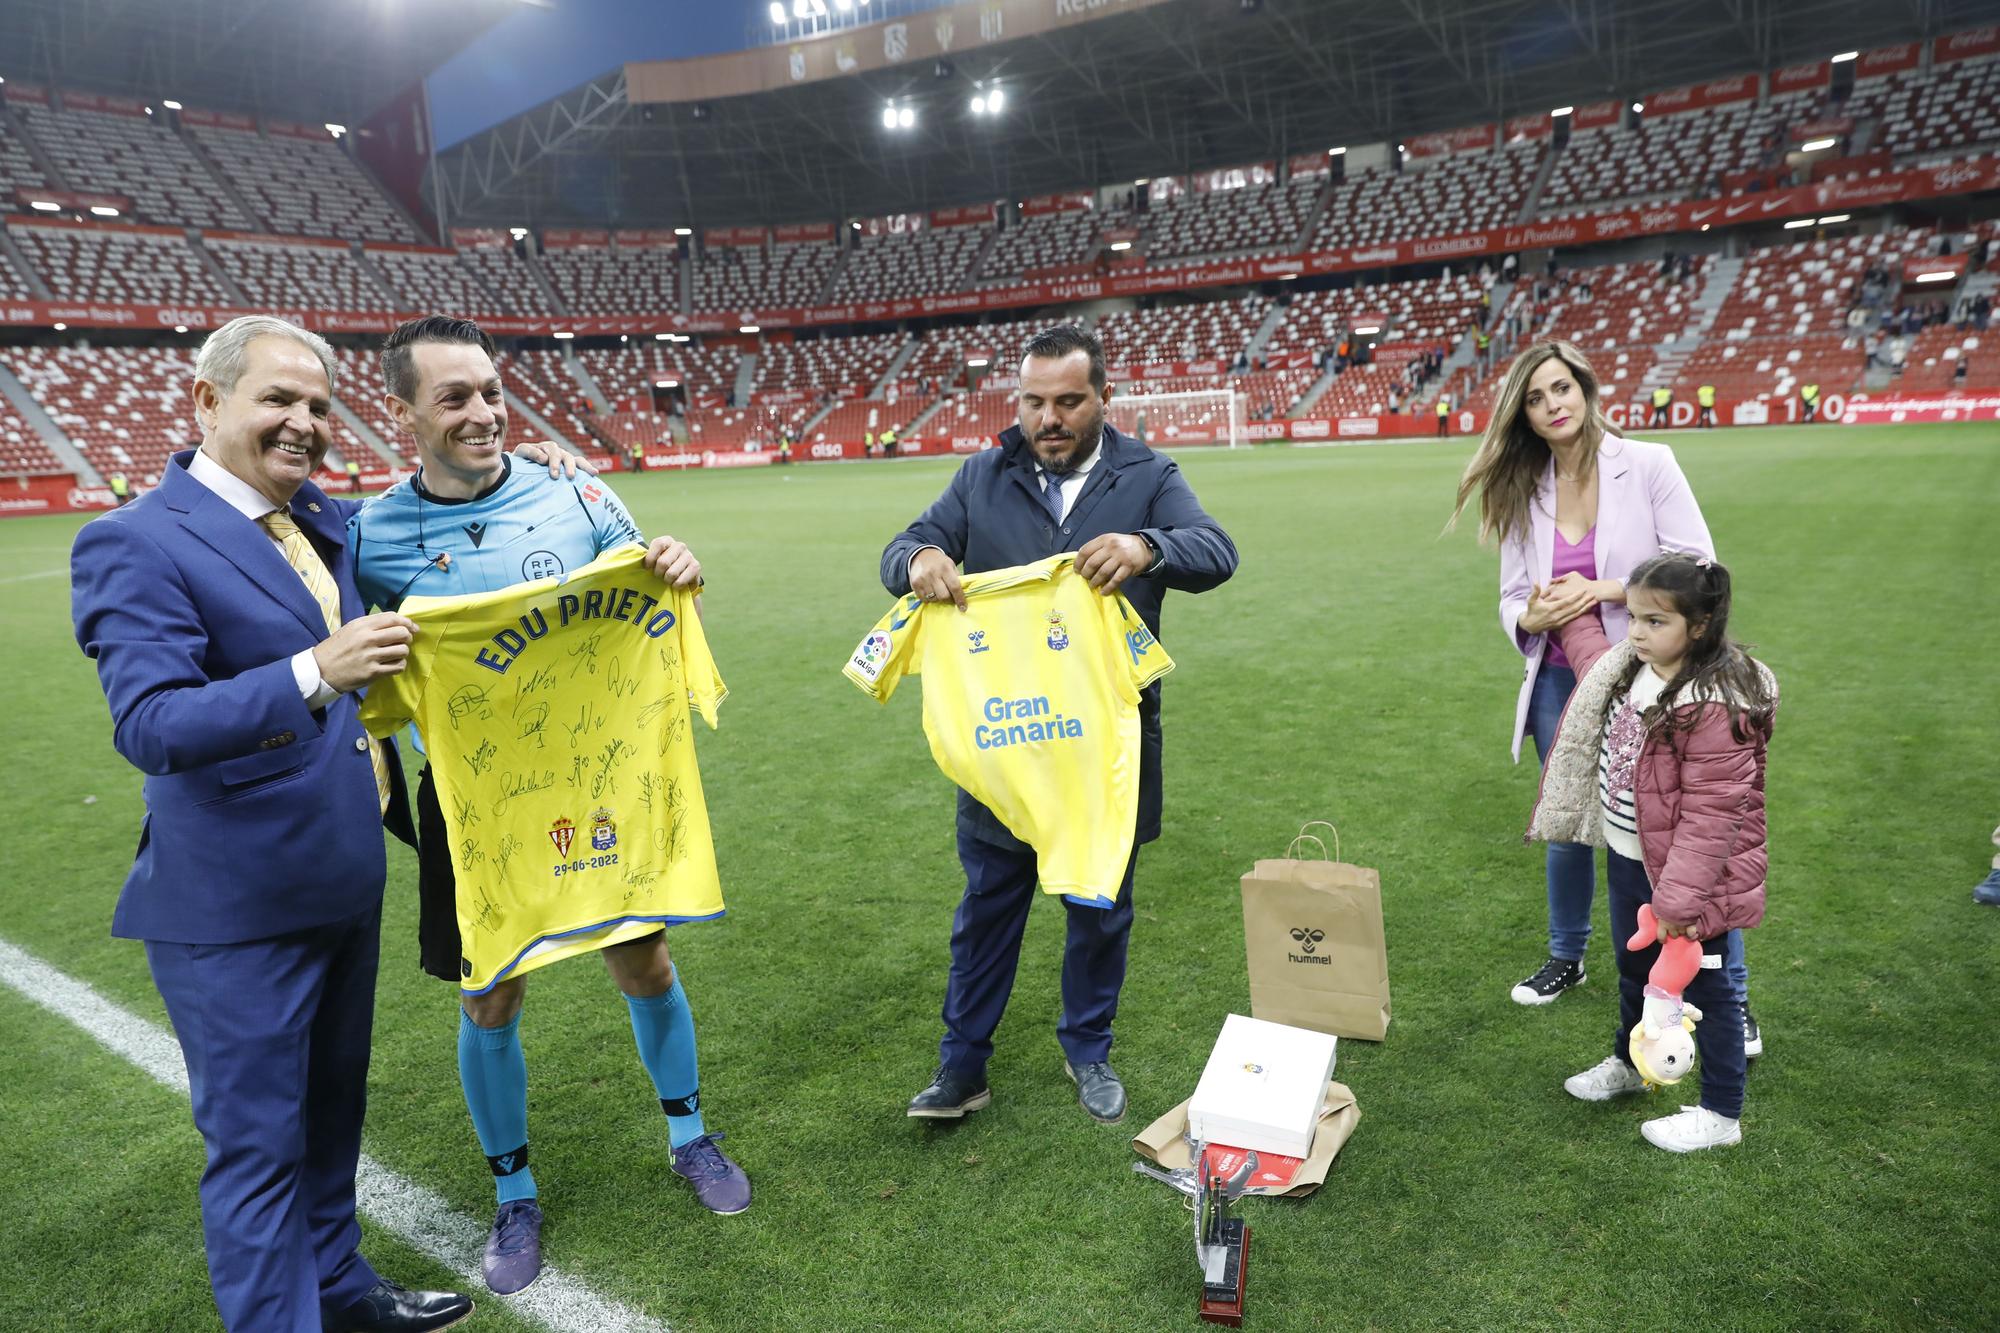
left=850, top=630, right=891, bottom=682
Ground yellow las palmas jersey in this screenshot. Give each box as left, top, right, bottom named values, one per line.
left=362, top=545, right=727, bottom=992
left=843, top=555, right=1172, bottom=905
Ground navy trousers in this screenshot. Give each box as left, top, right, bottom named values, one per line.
left=1606, top=850, right=1747, bottom=1120
left=145, top=903, right=382, bottom=1332
left=940, top=828, right=1138, bottom=1074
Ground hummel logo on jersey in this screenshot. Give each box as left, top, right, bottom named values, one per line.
left=464, top=521, right=487, bottom=548
left=968, top=630, right=990, bottom=654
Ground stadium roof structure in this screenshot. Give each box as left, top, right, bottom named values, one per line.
left=0, top=0, right=525, bottom=128
left=434, top=0, right=2000, bottom=232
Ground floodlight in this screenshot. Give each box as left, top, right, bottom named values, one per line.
left=1913, top=270, right=1956, bottom=282
left=163, top=100, right=182, bottom=110
left=971, top=95, right=986, bottom=114
left=674, top=226, right=692, bottom=235
left=1327, top=147, right=1345, bottom=156
left=1108, top=241, right=1132, bottom=251
left=1831, top=51, right=1857, bottom=63
left=987, top=87, right=1003, bottom=112
left=28, top=200, right=59, bottom=211
left=1817, top=214, right=1850, bottom=224
left=882, top=105, right=898, bottom=129
left=768, top=2, right=785, bottom=22
left=898, top=106, right=915, bottom=129
left=1551, top=106, right=1573, bottom=117
left=175, top=325, right=188, bottom=333
left=325, top=122, right=346, bottom=137
left=553, top=330, right=575, bottom=338
left=89, top=205, right=119, bottom=217
left=656, top=379, right=680, bottom=388
left=740, top=324, right=761, bottom=333
left=1631, top=102, right=1643, bottom=113
left=1782, top=219, right=1814, bottom=229
left=53, top=322, right=66, bottom=330
left=1353, top=324, right=1380, bottom=334
left=1801, top=137, right=1837, bottom=152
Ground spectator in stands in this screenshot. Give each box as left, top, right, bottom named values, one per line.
left=1954, top=357, right=1969, bottom=387
left=1975, top=294, right=1992, bottom=331
left=1800, top=382, right=1821, bottom=422
left=1449, top=340, right=1754, bottom=1044
left=1697, top=384, right=1717, bottom=428
left=1436, top=395, right=1451, bottom=437
left=1650, top=386, right=1672, bottom=429
left=345, top=457, right=362, bottom=494
left=109, top=471, right=130, bottom=505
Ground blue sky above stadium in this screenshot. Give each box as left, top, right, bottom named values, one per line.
left=427, top=0, right=955, bottom=150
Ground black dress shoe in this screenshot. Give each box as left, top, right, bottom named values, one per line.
left=906, top=1064, right=991, bottom=1118
left=325, top=1279, right=473, bottom=1333
left=1065, top=1059, right=1127, bottom=1123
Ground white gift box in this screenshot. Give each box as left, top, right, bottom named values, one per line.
left=1187, top=1013, right=1339, bottom=1158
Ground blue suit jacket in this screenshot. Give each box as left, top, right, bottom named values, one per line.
left=880, top=423, right=1237, bottom=848
left=72, top=451, right=413, bottom=945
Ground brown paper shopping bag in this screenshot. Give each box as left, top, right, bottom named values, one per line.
left=1241, top=822, right=1391, bottom=1040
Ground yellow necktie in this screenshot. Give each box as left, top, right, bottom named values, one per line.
left=259, top=509, right=391, bottom=815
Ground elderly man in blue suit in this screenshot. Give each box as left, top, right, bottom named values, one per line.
left=883, top=323, right=1238, bottom=1125
left=70, top=316, right=485, bottom=1332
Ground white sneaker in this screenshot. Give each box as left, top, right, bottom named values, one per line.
left=1563, top=1056, right=1648, bottom=1101
left=1641, top=1104, right=1742, bottom=1153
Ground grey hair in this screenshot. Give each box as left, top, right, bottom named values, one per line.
left=193, top=316, right=336, bottom=397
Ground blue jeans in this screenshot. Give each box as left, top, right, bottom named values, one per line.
left=1528, top=662, right=1750, bottom=1002
left=1607, top=850, right=1746, bottom=1118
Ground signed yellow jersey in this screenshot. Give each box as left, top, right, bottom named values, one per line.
left=361, top=545, right=727, bottom=992
left=843, top=555, right=1172, bottom=905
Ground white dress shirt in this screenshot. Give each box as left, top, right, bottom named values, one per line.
left=186, top=449, right=340, bottom=708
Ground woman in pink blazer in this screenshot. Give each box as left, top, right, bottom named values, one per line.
left=1451, top=341, right=1752, bottom=1041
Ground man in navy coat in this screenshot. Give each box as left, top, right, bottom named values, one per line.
left=881, top=324, right=1237, bottom=1124
left=70, top=317, right=473, bottom=1333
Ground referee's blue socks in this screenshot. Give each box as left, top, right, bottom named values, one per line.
left=626, top=977, right=706, bottom=1149
left=458, top=1011, right=537, bottom=1204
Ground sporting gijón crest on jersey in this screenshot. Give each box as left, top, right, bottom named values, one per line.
left=844, top=555, right=1172, bottom=905
left=361, top=545, right=727, bottom=993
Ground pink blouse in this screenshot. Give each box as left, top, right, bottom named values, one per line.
left=1545, top=526, right=1595, bottom=669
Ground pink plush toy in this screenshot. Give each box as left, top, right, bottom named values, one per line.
left=1626, top=904, right=1702, bottom=1087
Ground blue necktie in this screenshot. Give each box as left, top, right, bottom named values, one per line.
left=1040, top=471, right=1064, bottom=524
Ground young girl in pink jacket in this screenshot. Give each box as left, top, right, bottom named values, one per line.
left=1525, top=551, right=1777, bottom=1152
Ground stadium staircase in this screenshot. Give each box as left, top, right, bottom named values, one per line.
left=1288, top=360, right=1338, bottom=416
left=731, top=348, right=757, bottom=405
left=329, top=403, right=405, bottom=468
left=0, top=361, right=98, bottom=483
left=562, top=347, right=610, bottom=414
left=1292, top=178, right=1335, bottom=252
left=521, top=248, right=567, bottom=314
left=179, top=128, right=270, bottom=233
left=1516, top=142, right=1559, bottom=223
left=1645, top=255, right=1743, bottom=392
left=960, top=227, right=1002, bottom=289
left=501, top=387, right=580, bottom=453
left=191, top=235, right=254, bottom=305
left=871, top=333, right=922, bottom=396
left=352, top=248, right=403, bottom=309
left=809, top=246, right=853, bottom=306
left=0, top=227, right=54, bottom=300
left=1243, top=301, right=1289, bottom=364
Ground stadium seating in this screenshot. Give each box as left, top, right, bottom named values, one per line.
left=500, top=348, right=603, bottom=450
left=1539, top=92, right=1819, bottom=215
left=19, top=102, right=250, bottom=229
left=829, top=225, right=989, bottom=302
left=807, top=397, right=926, bottom=450
left=540, top=242, right=679, bottom=317
left=979, top=207, right=1130, bottom=281
left=576, top=346, right=675, bottom=412
left=0, top=116, right=47, bottom=201
left=1263, top=273, right=1487, bottom=359
left=1855, top=57, right=2000, bottom=162
left=754, top=332, right=904, bottom=398
left=0, top=393, right=66, bottom=475
left=459, top=247, right=562, bottom=315
left=3, top=344, right=201, bottom=481
left=687, top=238, right=839, bottom=312
left=365, top=248, right=498, bottom=315
left=1096, top=295, right=1269, bottom=366
left=328, top=345, right=415, bottom=466
left=1895, top=325, right=1985, bottom=392
left=9, top=223, right=233, bottom=304
left=904, top=314, right=1055, bottom=385
left=209, top=238, right=398, bottom=311
left=0, top=245, right=33, bottom=300
left=929, top=388, right=1019, bottom=446
left=1310, top=144, right=1540, bottom=249
left=1522, top=258, right=1707, bottom=397
left=1144, top=176, right=1320, bottom=261
left=189, top=123, right=421, bottom=242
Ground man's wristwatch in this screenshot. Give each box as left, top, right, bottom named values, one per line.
left=1138, top=533, right=1165, bottom=575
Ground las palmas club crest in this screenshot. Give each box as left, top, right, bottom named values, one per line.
left=1046, top=609, right=1069, bottom=651
left=591, top=807, right=618, bottom=851
left=549, top=816, right=576, bottom=859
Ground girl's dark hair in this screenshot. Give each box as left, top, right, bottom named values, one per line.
left=1613, top=551, right=1773, bottom=742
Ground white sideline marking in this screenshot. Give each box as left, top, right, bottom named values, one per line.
left=0, top=936, right=668, bottom=1333
left=0, top=567, right=67, bottom=584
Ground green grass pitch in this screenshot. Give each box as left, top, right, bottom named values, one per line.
left=1, top=423, right=1995, bottom=1331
